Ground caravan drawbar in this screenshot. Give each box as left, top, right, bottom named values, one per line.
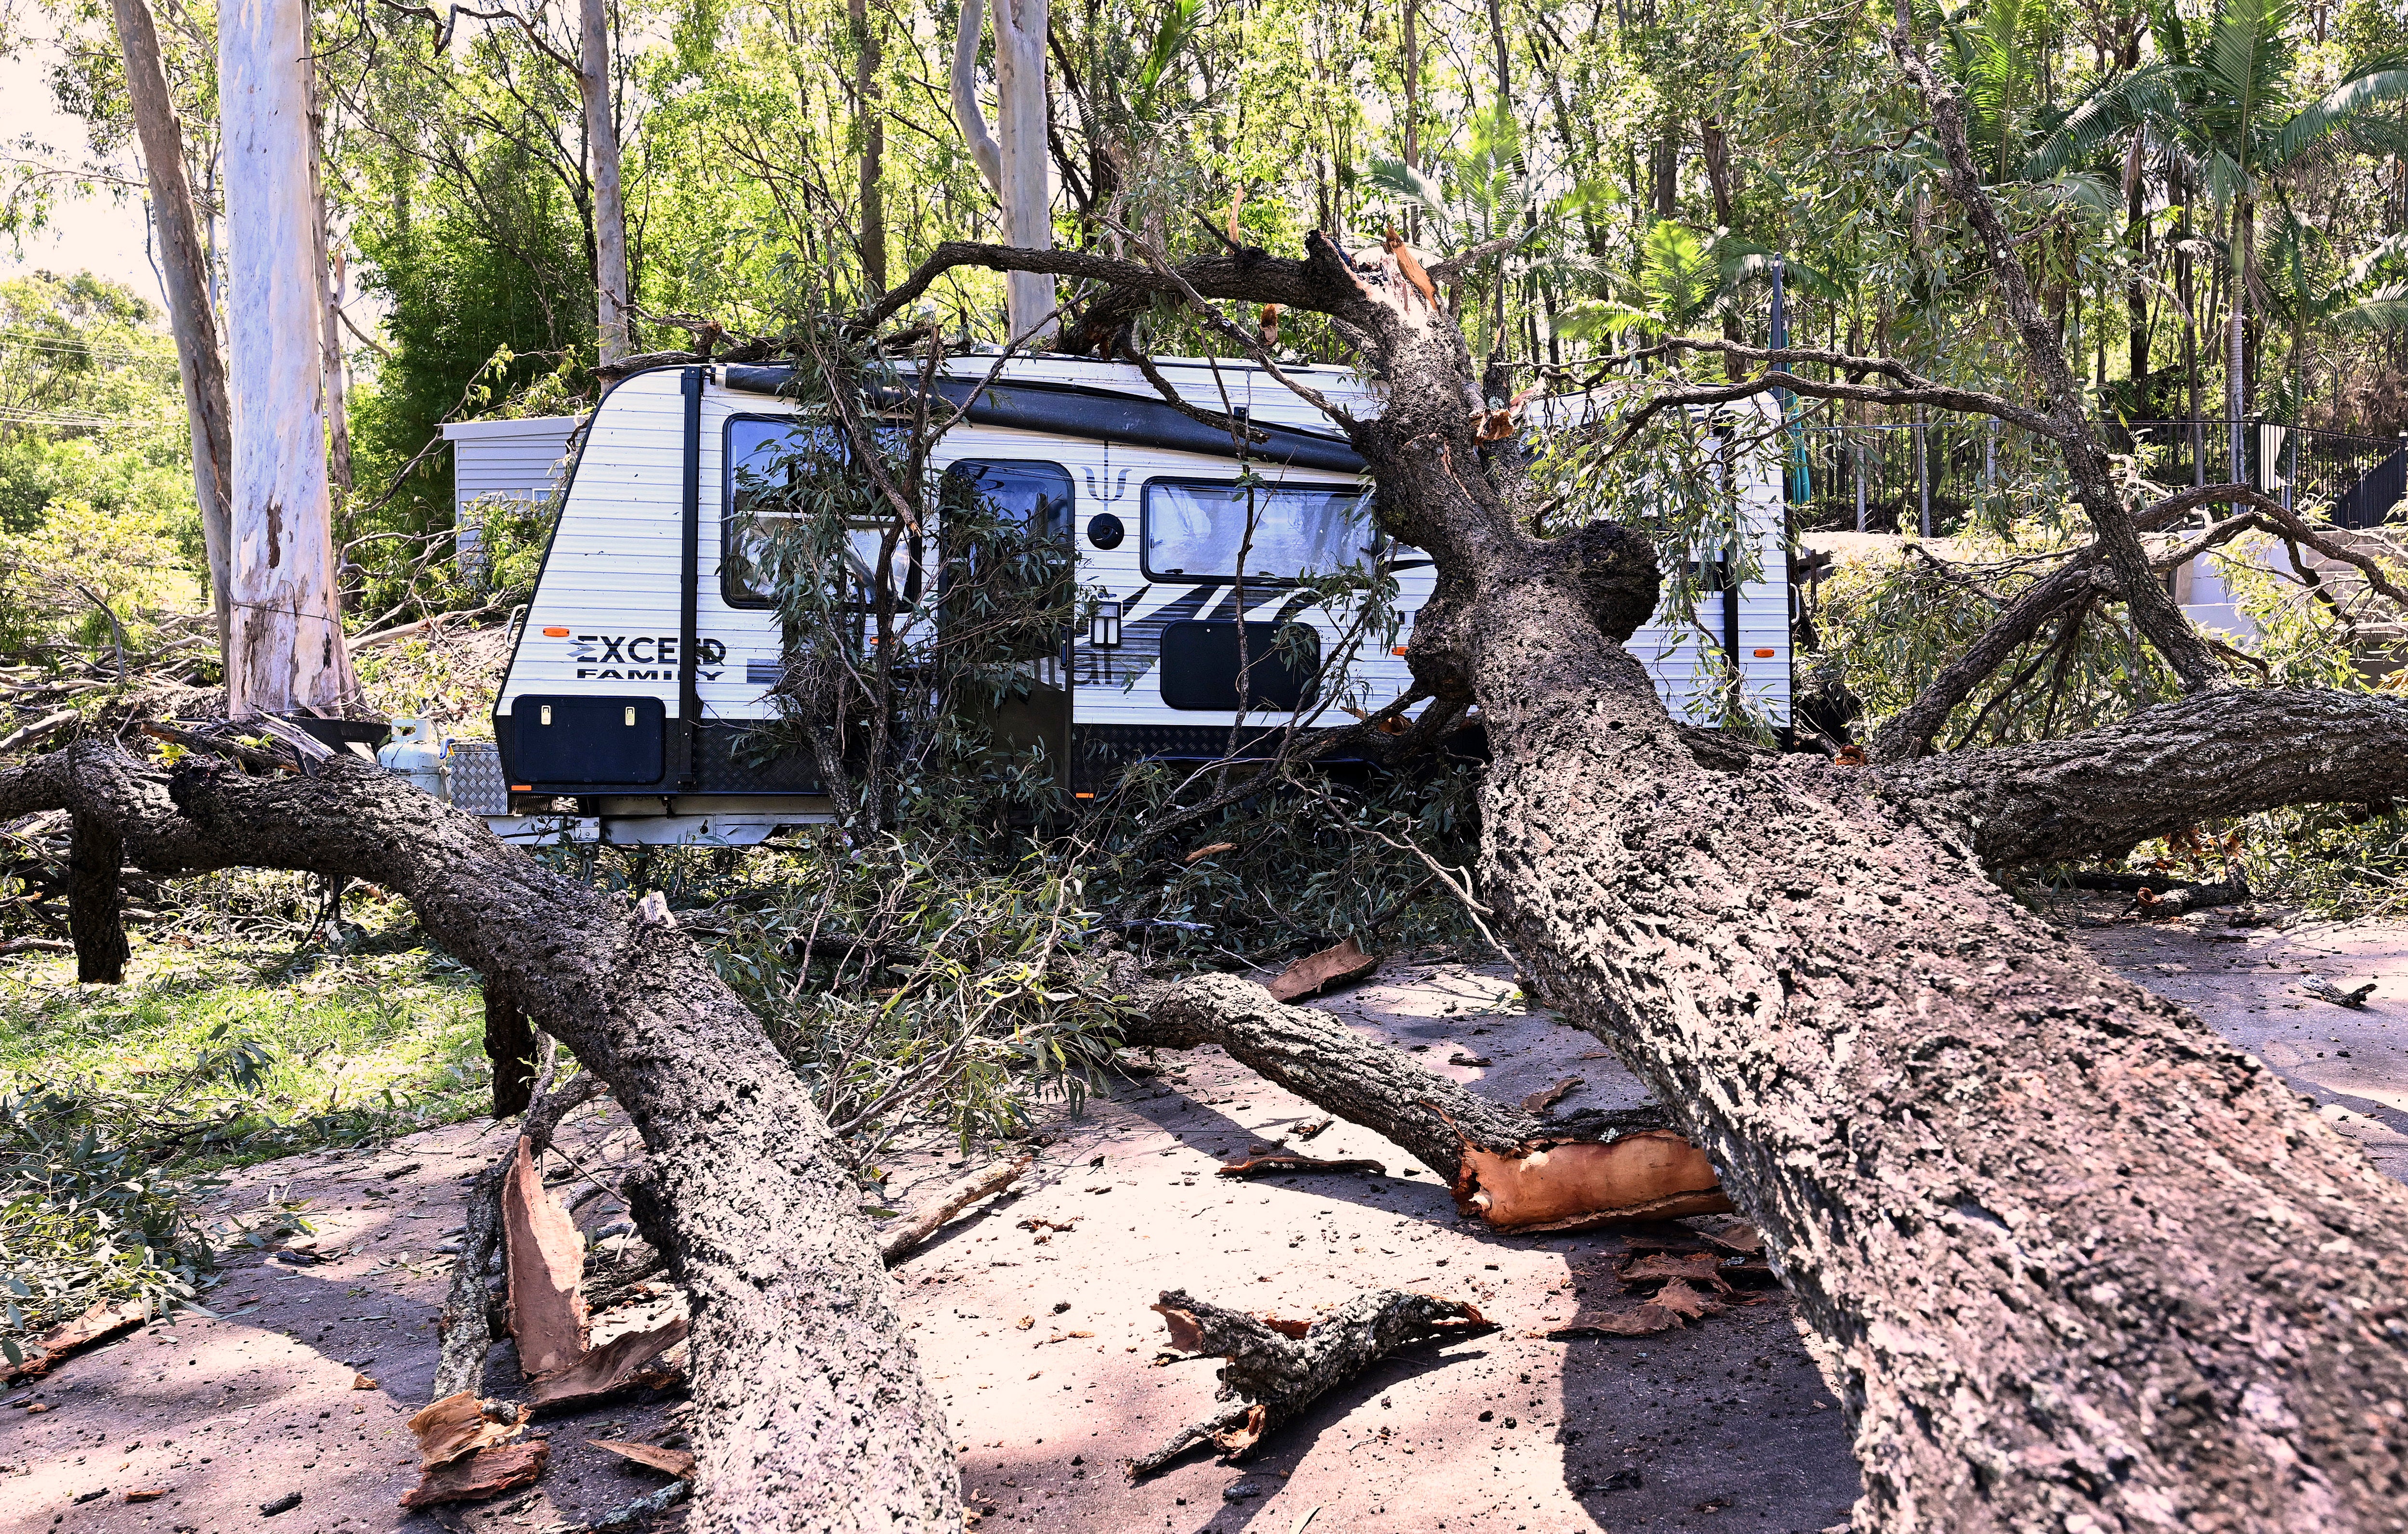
left=446, top=356, right=1791, bottom=845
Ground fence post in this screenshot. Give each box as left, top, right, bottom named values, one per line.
left=1915, top=415, right=1931, bottom=538
left=1854, top=432, right=1867, bottom=532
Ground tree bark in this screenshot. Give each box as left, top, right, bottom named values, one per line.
left=66, top=815, right=126, bottom=985
left=849, top=0, right=887, bottom=293
left=578, top=0, right=633, bottom=364
left=107, top=0, right=233, bottom=658
left=2, top=742, right=960, bottom=1532
left=485, top=981, right=537, bottom=1118
left=219, top=0, right=357, bottom=717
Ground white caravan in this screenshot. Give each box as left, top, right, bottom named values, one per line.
left=435, top=357, right=1790, bottom=845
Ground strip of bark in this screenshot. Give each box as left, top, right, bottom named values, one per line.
left=1126, top=1287, right=1490, bottom=1478
left=1, top=741, right=960, bottom=1531
left=432, top=1073, right=605, bottom=1402
left=879, top=1157, right=1031, bottom=1265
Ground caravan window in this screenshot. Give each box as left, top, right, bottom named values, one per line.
left=722, top=416, right=918, bottom=609
left=940, top=460, right=1073, bottom=539
left=1139, top=479, right=1374, bottom=583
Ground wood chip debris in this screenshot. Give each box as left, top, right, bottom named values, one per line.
left=524, top=1318, right=689, bottom=1415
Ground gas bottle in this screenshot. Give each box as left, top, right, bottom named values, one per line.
left=376, top=718, right=451, bottom=801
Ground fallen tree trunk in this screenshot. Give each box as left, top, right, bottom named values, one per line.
left=0, top=741, right=960, bottom=1533
left=1117, top=964, right=1731, bottom=1230
left=896, top=202, right=2408, bottom=1531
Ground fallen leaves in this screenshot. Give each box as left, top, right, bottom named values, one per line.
left=1532, top=1226, right=1778, bottom=1341
left=1521, top=1077, right=1583, bottom=1114
left=1265, top=936, right=1381, bottom=1003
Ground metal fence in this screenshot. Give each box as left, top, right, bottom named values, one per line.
left=1784, top=417, right=2408, bottom=533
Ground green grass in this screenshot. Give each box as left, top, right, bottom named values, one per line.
left=0, top=933, right=491, bottom=1170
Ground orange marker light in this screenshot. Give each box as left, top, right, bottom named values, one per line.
left=542, top=626, right=570, bottom=637
left=510, top=785, right=532, bottom=792
left=1074, top=792, right=1095, bottom=799
left=1753, top=648, right=1776, bottom=658
left=1391, top=645, right=1410, bottom=656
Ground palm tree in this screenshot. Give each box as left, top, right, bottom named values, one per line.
left=2033, top=0, right=2408, bottom=479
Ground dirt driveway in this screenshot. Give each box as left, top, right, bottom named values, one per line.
left=7, top=914, right=2397, bottom=1534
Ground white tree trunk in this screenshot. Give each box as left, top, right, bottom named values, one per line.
left=579, top=0, right=632, bottom=365
left=319, top=246, right=353, bottom=497
left=108, top=0, right=233, bottom=657
left=219, top=0, right=356, bottom=717
left=951, top=0, right=1054, bottom=343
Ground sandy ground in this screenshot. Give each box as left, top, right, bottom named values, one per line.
left=5, top=908, right=2403, bottom=1534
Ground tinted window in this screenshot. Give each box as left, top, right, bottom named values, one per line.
left=942, top=460, right=1073, bottom=538
left=722, top=416, right=916, bottom=609
left=1140, top=480, right=1374, bottom=582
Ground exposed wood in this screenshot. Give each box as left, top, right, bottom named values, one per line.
left=434, top=1074, right=602, bottom=1401
left=4, top=742, right=962, bottom=1530
left=525, top=1317, right=687, bottom=1415
left=1127, top=1287, right=1490, bottom=1478
left=894, top=195, right=2408, bottom=1528
left=218, top=0, right=358, bottom=718
left=503, top=1135, right=589, bottom=1378
left=399, top=1440, right=550, bottom=1508
left=589, top=1439, right=696, bottom=1478
left=1263, top=935, right=1379, bottom=1002
left=879, top=1156, right=1031, bottom=1264
left=407, top=1391, right=523, bottom=1468
left=0, top=1300, right=144, bottom=1383
left=105, top=0, right=232, bottom=655
left=1116, top=963, right=1716, bottom=1231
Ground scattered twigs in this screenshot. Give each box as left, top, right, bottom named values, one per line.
left=879, top=1156, right=1032, bottom=1265
left=0, top=709, right=79, bottom=758
left=1216, top=1152, right=1386, bottom=1179
left=136, top=721, right=296, bottom=775
left=1126, top=1287, right=1491, bottom=1479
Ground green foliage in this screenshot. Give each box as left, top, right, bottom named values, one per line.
left=0, top=272, right=196, bottom=544
left=708, top=839, right=1126, bottom=1162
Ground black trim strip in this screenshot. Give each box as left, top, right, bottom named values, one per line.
left=679, top=367, right=705, bottom=788
left=720, top=366, right=1365, bottom=474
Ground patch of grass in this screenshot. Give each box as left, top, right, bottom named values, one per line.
left=0, top=936, right=490, bottom=1170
